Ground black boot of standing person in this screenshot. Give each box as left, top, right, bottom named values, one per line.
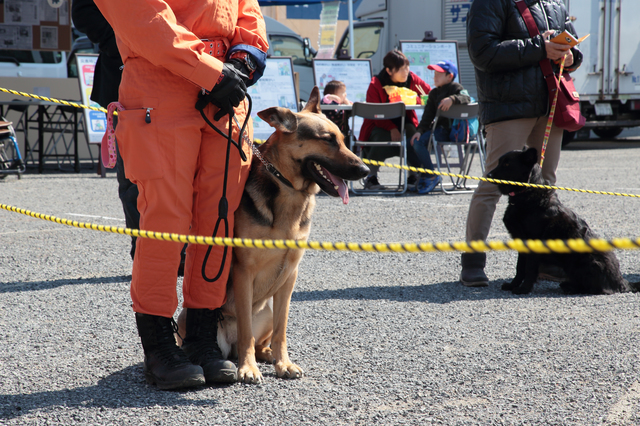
left=181, top=308, right=237, bottom=384
left=135, top=313, right=205, bottom=390
left=460, top=253, right=489, bottom=287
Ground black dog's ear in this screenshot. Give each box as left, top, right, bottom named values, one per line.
left=257, top=107, right=298, bottom=133
left=302, top=86, right=322, bottom=114
left=524, top=147, right=538, bottom=165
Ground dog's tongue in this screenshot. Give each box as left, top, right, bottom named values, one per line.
left=322, top=166, right=349, bottom=204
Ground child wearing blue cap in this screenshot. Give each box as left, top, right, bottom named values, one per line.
left=409, top=59, right=471, bottom=194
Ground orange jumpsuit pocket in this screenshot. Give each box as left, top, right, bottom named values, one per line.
left=116, top=106, right=165, bottom=182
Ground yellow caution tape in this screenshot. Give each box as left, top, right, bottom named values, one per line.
left=3, top=203, right=640, bottom=254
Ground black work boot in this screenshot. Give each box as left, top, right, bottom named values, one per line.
left=460, top=252, right=489, bottom=287
left=135, top=313, right=205, bottom=390
left=181, top=308, right=237, bottom=384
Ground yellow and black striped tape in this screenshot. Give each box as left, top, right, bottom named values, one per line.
left=362, top=159, right=640, bottom=199
left=2, top=86, right=639, bottom=198
left=2, top=203, right=639, bottom=254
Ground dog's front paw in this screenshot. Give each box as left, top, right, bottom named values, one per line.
left=238, top=363, right=263, bottom=384
left=501, top=280, right=516, bottom=291
left=275, top=361, right=304, bottom=379
left=512, top=281, right=534, bottom=294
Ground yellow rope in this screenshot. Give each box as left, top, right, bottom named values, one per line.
left=3, top=203, right=639, bottom=254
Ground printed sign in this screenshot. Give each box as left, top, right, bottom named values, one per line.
left=76, top=53, right=106, bottom=144
left=249, top=57, right=298, bottom=141
left=400, top=41, right=460, bottom=89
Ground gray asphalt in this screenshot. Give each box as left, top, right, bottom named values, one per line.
left=2, top=135, right=640, bottom=425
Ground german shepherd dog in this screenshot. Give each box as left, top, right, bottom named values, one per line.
left=487, top=147, right=638, bottom=295
left=179, top=87, right=369, bottom=383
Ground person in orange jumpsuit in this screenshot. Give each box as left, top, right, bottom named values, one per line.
left=94, top=0, right=268, bottom=390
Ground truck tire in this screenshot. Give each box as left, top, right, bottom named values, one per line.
left=561, top=131, right=576, bottom=149
left=593, top=127, right=623, bottom=139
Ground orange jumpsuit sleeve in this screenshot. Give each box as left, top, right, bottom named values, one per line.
left=231, top=0, right=268, bottom=53
left=93, top=0, right=264, bottom=91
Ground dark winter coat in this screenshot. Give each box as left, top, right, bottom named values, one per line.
left=467, top=0, right=583, bottom=125
left=72, top=0, right=123, bottom=108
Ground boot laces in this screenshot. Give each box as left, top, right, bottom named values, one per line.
left=153, top=318, right=192, bottom=368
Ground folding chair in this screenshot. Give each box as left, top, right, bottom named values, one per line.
left=350, top=101, right=407, bottom=195
left=428, top=103, right=485, bottom=194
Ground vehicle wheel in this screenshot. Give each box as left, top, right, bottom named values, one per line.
left=561, top=130, right=576, bottom=148
left=593, top=127, right=623, bottom=139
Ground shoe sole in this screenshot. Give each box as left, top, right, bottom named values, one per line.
left=460, top=279, right=489, bottom=287
left=145, top=372, right=206, bottom=390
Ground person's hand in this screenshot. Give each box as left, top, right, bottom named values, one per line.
left=542, top=30, right=572, bottom=62
left=438, top=97, right=453, bottom=111
left=410, top=132, right=421, bottom=146
left=390, top=128, right=402, bottom=141
left=324, top=94, right=342, bottom=104
left=342, top=97, right=352, bottom=106
left=558, top=48, right=574, bottom=67
left=195, top=63, right=247, bottom=120
left=227, top=58, right=253, bottom=86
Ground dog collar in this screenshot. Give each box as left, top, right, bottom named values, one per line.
left=249, top=138, right=294, bottom=189
left=508, top=188, right=530, bottom=197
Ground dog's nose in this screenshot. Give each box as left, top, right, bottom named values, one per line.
left=357, top=164, right=370, bottom=177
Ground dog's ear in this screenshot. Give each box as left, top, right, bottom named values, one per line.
left=257, top=107, right=298, bottom=133
left=302, top=86, right=322, bottom=114
left=524, top=147, right=538, bottom=165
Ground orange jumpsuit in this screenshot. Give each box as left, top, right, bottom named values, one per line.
left=94, top=0, right=268, bottom=318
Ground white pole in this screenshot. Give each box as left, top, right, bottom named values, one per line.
left=348, top=0, right=355, bottom=58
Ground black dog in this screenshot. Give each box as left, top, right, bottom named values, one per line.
left=487, top=147, right=638, bottom=295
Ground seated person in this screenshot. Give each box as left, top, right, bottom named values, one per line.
left=409, top=60, right=471, bottom=194
left=359, top=50, right=431, bottom=189
left=321, top=80, right=352, bottom=139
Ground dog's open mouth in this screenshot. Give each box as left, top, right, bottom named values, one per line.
left=308, top=161, right=349, bottom=204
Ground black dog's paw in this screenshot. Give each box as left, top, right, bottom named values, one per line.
left=511, top=281, right=534, bottom=295
left=501, top=280, right=516, bottom=291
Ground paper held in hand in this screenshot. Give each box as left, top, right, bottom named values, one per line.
left=550, top=30, right=590, bottom=47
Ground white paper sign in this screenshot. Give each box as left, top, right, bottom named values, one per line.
left=400, top=41, right=460, bottom=89
left=248, top=57, right=298, bottom=141
left=76, top=53, right=106, bottom=144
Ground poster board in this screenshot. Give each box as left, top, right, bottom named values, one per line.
left=312, top=58, right=372, bottom=103
left=312, top=59, right=372, bottom=139
left=0, top=0, right=72, bottom=51
left=76, top=53, right=106, bottom=144
left=400, top=41, right=460, bottom=89
left=249, top=57, right=298, bottom=141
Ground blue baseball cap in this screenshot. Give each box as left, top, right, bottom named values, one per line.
left=428, top=60, right=457, bottom=79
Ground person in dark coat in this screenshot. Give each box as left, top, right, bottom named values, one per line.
left=72, top=0, right=139, bottom=261
left=460, top=0, right=584, bottom=287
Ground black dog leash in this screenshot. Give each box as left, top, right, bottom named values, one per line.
left=196, top=94, right=251, bottom=283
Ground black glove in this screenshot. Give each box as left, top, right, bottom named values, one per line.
left=196, top=62, right=248, bottom=120
left=227, top=58, right=253, bottom=86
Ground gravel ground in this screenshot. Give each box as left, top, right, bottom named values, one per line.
left=2, top=138, right=640, bottom=425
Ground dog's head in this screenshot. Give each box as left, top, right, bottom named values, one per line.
left=487, top=147, right=542, bottom=195
left=257, top=87, right=369, bottom=204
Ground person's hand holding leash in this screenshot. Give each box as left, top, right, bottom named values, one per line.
left=196, top=63, right=248, bottom=120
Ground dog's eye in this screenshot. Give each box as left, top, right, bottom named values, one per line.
left=321, top=135, right=338, bottom=146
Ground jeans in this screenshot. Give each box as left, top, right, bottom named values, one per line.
left=411, top=126, right=449, bottom=175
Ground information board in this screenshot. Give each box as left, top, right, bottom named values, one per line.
left=248, top=57, right=298, bottom=141
left=400, top=41, right=460, bottom=89
left=312, top=59, right=372, bottom=139
left=0, top=0, right=72, bottom=51
left=312, top=59, right=372, bottom=103
left=76, top=53, right=106, bottom=144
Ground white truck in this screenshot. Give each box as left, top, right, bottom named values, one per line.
left=334, top=0, right=640, bottom=143
left=333, top=0, right=477, bottom=96
left=566, top=0, right=640, bottom=141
